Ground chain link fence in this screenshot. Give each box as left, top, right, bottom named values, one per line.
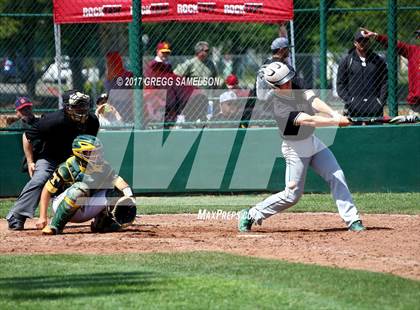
left=0, top=1, right=418, bottom=129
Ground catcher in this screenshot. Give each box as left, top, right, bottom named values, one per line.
left=36, top=135, right=137, bottom=235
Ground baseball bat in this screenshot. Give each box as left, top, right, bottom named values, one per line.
left=349, top=116, right=392, bottom=125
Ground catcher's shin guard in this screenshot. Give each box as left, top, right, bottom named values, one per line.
left=51, top=182, right=89, bottom=233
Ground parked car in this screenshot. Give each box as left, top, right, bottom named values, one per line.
left=41, top=56, right=99, bottom=85
left=0, top=57, right=21, bottom=83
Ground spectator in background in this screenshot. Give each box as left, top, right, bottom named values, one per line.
left=182, top=93, right=209, bottom=124
left=7, top=97, right=37, bottom=130
left=224, top=73, right=250, bottom=99
left=225, top=74, right=238, bottom=89
left=212, top=90, right=240, bottom=123
left=248, top=23, right=291, bottom=125
left=142, top=42, right=194, bottom=127
left=145, top=42, right=173, bottom=76
left=256, top=35, right=293, bottom=102
left=95, top=93, right=123, bottom=127
left=105, top=51, right=132, bottom=90
left=174, top=41, right=218, bottom=88
left=7, top=97, right=42, bottom=177
left=264, top=23, right=291, bottom=65
left=144, top=42, right=174, bottom=125
left=265, top=37, right=291, bottom=65
left=336, top=30, right=388, bottom=118
left=362, top=28, right=420, bottom=114
left=105, top=51, right=133, bottom=122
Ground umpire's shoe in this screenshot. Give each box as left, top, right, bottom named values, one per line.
left=7, top=214, right=26, bottom=231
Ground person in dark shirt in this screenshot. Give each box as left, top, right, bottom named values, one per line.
left=362, top=28, right=420, bottom=120
left=336, top=30, right=388, bottom=117
left=7, top=97, right=42, bottom=175
left=242, top=32, right=291, bottom=127
left=6, top=90, right=99, bottom=231
left=7, top=97, right=37, bottom=130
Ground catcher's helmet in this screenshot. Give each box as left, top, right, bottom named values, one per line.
left=72, top=135, right=103, bottom=171
left=259, top=62, right=295, bottom=88
left=63, top=90, right=90, bottom=123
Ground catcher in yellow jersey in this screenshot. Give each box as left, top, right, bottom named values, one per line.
left=36, top=135, right=137, bottom=235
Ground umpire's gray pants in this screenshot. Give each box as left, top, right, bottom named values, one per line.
left=7, top=159, right=58, bottom=219
left=249, top=136, right=360, bottom=227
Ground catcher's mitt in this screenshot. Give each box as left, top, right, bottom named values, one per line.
left=112, top=196, right=137, bottom=227
left=91, top=196, right=137, bottom=233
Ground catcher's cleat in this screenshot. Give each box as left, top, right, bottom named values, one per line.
left=348, top=220, right=366, bottom=232
left=238, top=208, right=254, bottom=232
left=42, top=225, right=59, bottom=235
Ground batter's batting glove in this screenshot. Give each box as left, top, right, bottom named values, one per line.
left=389, top=115, right=419, bottom=124
left=338, top=116, right=351, bottom=127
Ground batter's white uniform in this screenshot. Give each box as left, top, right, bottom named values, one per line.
left=52, top=189, right=108, bottom=223
left=249, top=77, right=360, bottom=227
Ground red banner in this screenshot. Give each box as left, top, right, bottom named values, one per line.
left=53, top=0, right=293, bottom=24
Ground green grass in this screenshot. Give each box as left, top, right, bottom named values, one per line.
left=1, top=192, right=419, bottom=218
left=0, top=252, right=418, bottom=310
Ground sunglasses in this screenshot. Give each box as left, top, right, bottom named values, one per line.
left=356, top=38, right=370, bottom=44
left=202, top=49, right=210, bottom=53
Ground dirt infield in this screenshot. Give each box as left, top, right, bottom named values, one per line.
left=1, top=213, right=419, bottom=280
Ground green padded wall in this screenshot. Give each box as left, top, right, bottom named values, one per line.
left=1, top=125, right=419, bottom=197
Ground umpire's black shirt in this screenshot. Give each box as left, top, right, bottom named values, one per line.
left=26, top=110, right=99, bottom=163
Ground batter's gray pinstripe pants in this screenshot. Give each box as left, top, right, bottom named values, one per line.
left=249, top=136, right=360, bottom=227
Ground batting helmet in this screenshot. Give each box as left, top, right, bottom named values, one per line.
left=259, top=62, right=295, bottom=88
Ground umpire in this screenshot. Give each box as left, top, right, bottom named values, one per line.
left=6, top=90, right=99, bottom=230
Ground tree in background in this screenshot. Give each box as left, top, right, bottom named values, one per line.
left=0, top=0, right=52, bottom=98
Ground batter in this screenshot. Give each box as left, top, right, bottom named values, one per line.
left=238, top=62, right=365, bottom=232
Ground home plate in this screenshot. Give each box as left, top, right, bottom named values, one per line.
left=237, top=234, right=269, bottom=238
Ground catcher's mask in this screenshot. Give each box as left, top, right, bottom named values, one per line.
left=72, top=134, right=104, bottom=172
left=259, top=62, right=295, bottom=88
left=64, top=90, right=90, bottom=123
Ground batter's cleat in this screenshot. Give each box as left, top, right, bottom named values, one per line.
left=42, top=225, right=59, bottom=235
left=7, top=214, right=26, bottom=231
left=238, top=208, right=254, bottom=232
left=348, top=220, right=366, bottom=232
